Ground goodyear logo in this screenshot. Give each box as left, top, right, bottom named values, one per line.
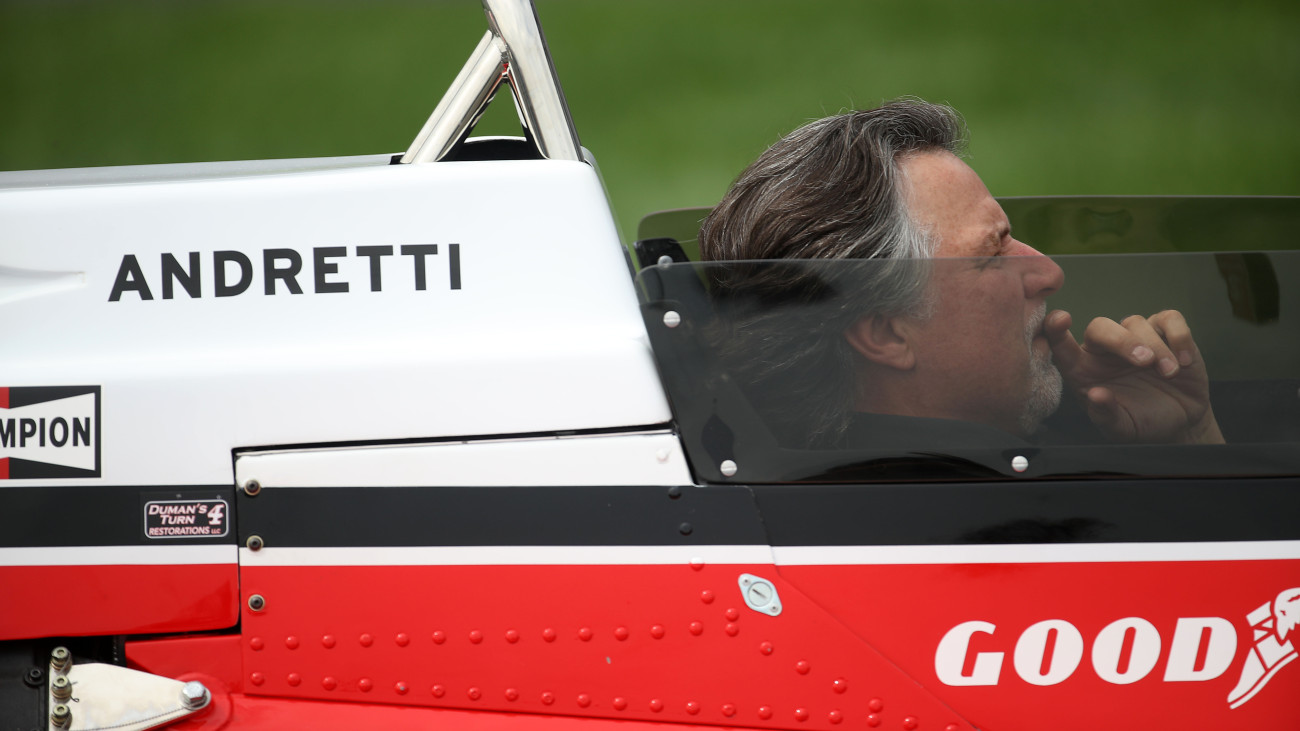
left=934, top=586, right=1300, bottom=709
left=0, top=386, right=100, bottom=479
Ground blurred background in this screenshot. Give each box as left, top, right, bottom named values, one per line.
left=2, top=0, right=1296, bottom=240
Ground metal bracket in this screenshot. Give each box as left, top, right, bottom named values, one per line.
left=46, top=647, right=209, bottom=731
left=401, top=0, right=582, bottom=163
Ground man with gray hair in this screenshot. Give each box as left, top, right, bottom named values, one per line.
left=700, top=99, right=1223, bottom=449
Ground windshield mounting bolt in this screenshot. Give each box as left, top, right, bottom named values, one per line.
left=246, top=535, right=264, bottom=551
left=51, top=675, right=72, bottom=701
left=657, top=254, right=674, bottom=267
left=51, top=705, right=71, bottom=729
left=663, top=311, right=682, bottom=329
left=181, top=681, right=210, bottom=710
left=1011, top=455, right=1029, bottom=473
left=248, top=594, right=266, bottom=612
left=242, top=479, right=261, bottom=496
left=49, top=646, right=72, bottom=673
left=720, top=460, right=738, bottom=477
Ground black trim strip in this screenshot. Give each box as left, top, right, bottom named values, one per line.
left=238, top=485, right=766, bottom=547
left=0, top=486, right=236, bottom=547
left=5, top=478, right=1294, bottom=550
left=751, top=477, right=1300, bottom=546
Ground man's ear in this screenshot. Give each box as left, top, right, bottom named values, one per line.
left=845, top=315, right=916, bottom=370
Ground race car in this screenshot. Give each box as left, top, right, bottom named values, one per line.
left=1, top=1, right=1296, bottom=729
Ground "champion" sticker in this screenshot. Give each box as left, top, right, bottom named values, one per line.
left=0, top=386, right=100, bottom=480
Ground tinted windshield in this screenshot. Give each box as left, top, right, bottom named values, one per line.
left=638, top=251, right=1299, bottom=482
left=635, top=197, right=1300, bottom=260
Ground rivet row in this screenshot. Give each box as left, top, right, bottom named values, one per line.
left=263, top=621, right=748, bottom=651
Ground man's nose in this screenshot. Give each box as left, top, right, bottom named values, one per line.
left=1009, top=238, right=1065, bottom=298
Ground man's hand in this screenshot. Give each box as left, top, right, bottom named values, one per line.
left=1044, top=309, right=1224, bottom=444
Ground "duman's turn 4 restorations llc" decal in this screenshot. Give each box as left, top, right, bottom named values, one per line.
left=143, top=498, right=230, bottom=539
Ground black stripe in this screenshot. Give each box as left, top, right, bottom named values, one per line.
left=237, top=485, right=767, bottom=547
left=6, top=478, right=1294, bottom=551
left=8, top=385, right=98, bottom=409
left=751, top=477, right=1300, bottom=546
left=0, top=485, right=235, bottom=547
left=4, top=459, right=99, bottom=480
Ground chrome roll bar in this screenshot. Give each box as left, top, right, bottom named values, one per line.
left=401, top=0, right=582, bottom=163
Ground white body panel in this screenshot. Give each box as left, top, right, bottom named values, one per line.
left=0, top=154, right=671, bottom=486
left=0, top=545, right=236, bottom=567
left=239, top=544, right=774, bottom=567
left=235, top=431, right=694, bottom=488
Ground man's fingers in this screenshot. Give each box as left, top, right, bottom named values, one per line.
left=1080, top=317, right=1145, bottom=364
left=1044, top=309, right=1084, bottom=371
left=1082, top=315, right=1180, bottom=378
left=1121, top=314, right=1180, bottom=377
left=1148, top=309, right=1198, bottom=367
left=1083, top=386, right=1128, bottom=438
left=1087, top=386, right=1115, bottom=412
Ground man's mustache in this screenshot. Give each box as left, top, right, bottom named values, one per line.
left=1026, top=303, right=1048, bottom=347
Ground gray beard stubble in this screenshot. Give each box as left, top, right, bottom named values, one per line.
left=1021, top=303, right=1064, bottom=434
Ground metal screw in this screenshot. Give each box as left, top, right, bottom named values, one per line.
left=181, top=681, right=210, bottom=710
left=246, top=535, right=264, bottom=551
left=746, top=582, right=773, bottom=607
left=242, top=479, right=261, bottom=496
left=22, top=668, right=43, bottom=688
left=657, top=254, right=674, bottom=266
left=51, top=705, right=71, bottom=729
left=248, top=594, right=266, bottom=612
left=51, top=675, right=72, bottom=701
left=720, top=460, right=738, bottom=477
left=663, top=310, right=681, bottom=328
left=1011, top=455, right=1029, bottom=473
left=50, top=646, right=71, bottom=672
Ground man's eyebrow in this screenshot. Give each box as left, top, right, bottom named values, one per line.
left=980, top=226, right=1007, bottom=254
left=990, top=221, right=1013, bottom=252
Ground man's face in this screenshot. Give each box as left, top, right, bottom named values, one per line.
left=899, top=151, right=1066, bottom=436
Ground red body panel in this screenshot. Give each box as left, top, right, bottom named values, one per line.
left=128, top=635, right=245, bottom=693
left=236, top=563, right=973, bottom=731
left=11, top=550, right=1296, bottom=729
left=129, top=636, right=786, bottom=731
left=0, top=563, right=238, bottom=640
left=776, top=560, right=1300, bottom=730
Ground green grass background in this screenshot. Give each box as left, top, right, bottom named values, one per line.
left=2, top=0, right=1297, bottom=240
